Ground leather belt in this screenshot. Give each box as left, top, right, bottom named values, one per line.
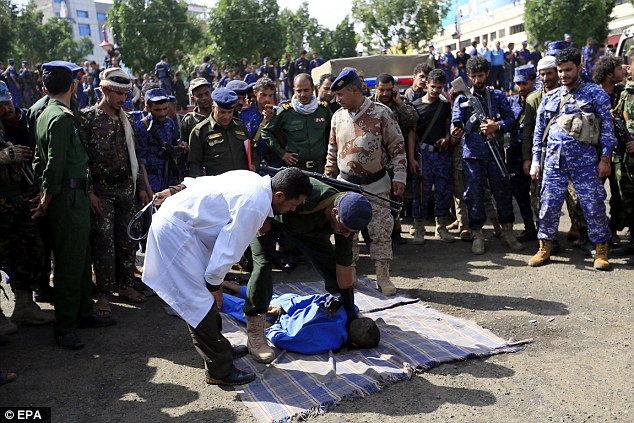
left=67, top=178, right=88, bottom=190
left=297, top=159, right=323, bottom=170
left=340, top=168, right=387, bottom=185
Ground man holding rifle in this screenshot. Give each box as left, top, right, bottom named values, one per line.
left=450, top=56, right=523, bottom=255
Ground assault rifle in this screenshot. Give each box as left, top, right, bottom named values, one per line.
left=259, top=163, right=403, bottom=213
left=451, top=78, right=513, bottom=180
left=613, top=117, right=632, bottom=161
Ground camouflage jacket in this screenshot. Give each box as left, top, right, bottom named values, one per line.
left=181, top=106, right=209, bottom=144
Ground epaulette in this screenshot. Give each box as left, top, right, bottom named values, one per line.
left=318, top=100, right=328, bottom=108
left=280, top=101, right=292, bottom=110
left=58, top=105, right=74, bottom=116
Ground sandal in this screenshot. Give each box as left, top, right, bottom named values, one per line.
left=94, top=296, right=112, bottom=318
left=117, top=287, right=146, bottom=304
left=0, top=371, right=17, bottom=386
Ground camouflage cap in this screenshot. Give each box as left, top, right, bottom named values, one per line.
left=189, top=77, right=211, bottom=94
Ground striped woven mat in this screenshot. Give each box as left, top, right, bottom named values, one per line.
left=221, top=279, right=520, bottom=422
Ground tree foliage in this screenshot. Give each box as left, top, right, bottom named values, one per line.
left=108, top=0, right=202, bottom=73
left=525, top=0, right=616, bottom=47
left=0, top=1, right=93, bottom=65
left=352, top=0, right=450, bottom=54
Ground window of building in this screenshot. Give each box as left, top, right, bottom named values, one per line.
left=447, top=43, right=457, bottom=51
left=510, top=23, right=525, bottom=35
left=78, top=24, right=91, bottom=36
left=77, top=10, right=89, bottom=18
left=53, top=0, right=61, bottom=3
left=474, top=36, right=480, bottom=43
left=97, top=12, right=107, bottom=21
left=498, top=29, right=506, bottom=38
left=490, top=32, right=496, bottom=41
left=460, top=39, right=471, bottom=49
left=55, top=12, right=60, bottom=17
left=482, top=34, right=488, bottom=42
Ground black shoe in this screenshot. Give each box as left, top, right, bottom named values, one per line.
left=551, top=239, right=561, bottom=255
left=204, top=367, right=256, bottom=386
left=78, top=313, right=117, bottom=329
left=56, top=332, right=84, bottom=350
left=231, top=345, right=248, bottom=359
left=391, top=232, right=407, bottom=245
left=517, top=229, right=537, bottom=242
left=34, top=286, right=55, bottom=303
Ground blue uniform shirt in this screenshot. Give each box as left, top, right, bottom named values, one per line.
left=532, top=81, right=617, bottom=168
left=240, top=105, right=281, bottom=167
left=135, top=115, right=179, bottom=191
left=451, top=88, right=514, bottom=159
left=490, top=48, right=505, bottom=66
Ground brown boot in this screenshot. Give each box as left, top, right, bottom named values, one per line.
left=11, top=290, right=55, bottom=325
left=375, top=260, right=396, bottom=296
left=412, top=218, right=425, bottom=245
left=593, top=242, right=610, bottom=271
left=501, top=223, right=524, bottom=251
left=528, top=240, right=551, bottom=267
left=435, top=216, right=455, bottom=243
left=246, top=315, right=275, bottom=363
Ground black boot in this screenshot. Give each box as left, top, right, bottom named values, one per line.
left=339, top=288, right=357, bottom=329
left=517, top=219, right=537, bottom=242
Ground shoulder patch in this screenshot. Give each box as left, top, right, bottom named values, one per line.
left=58, top=105, right=74, bottom=116
left=208, top=133, right=222, bottom=140
left=318, top=100, right=328, bottom=107
left=235, top=130, right=246, bottom=137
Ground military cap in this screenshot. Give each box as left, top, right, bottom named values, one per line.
left=532, top=41, right=539, bottom=48
left=226, top=80, right=249, bottom=95
left=168, top=95, right=176, bottom=103
left=21, top=60, right=28, bottom=65
left=188, top=77, right=210, bottom=94
left=0, top=81, right=11, bottom=102
left=145, top=87, right=169, bottom=103
left=330, top=68, right=359, bottom=92
left=348, top=317, right=380, bottom=348
left=7, top=58, right=15, bottom=64
left=564, top=33, right=572, bottom=38
left=42, top=61, right=82, bottom=77
left=513, top=64, right=536, bottom=82
left=546, top=40, right=570, bottom=56
left=335, top=192, right=372, bottom=231
left=263, top=57, right=270, bottom=62
left=211, top=87, right=238, bottom=109
left=522, top=40, right=528, bottom=45
left=537, top=55, right=557, bottom=71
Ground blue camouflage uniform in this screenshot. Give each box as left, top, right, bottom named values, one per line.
left=532, top=81, right=616, bottom=243
left=451, top=88, right=516, bottom=230
left=154, top=60, right=174, bottom=95
left=239, top=104, right=282, bottom=169
left=441, top=52, right=456, bottom=90
left=581, top=45, right=596, bottom=77
left=5, top=62, right=22, bottom=108
left=136, top=115, right=180, bottom=192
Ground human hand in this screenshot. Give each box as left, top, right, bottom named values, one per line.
left=626, top=140, right=634, bottom=154
left=31, top=192, right=52, bottom=219
left=153, top=188, right=170, bottom=206
left=529, top=163, right=541, bottom=180
left=523, top=160, right=532, bottom=176
left=451, top=126, right=465, bottom=139
left=212, top=287, right=224, bottom=310
left=408, top=159, right=420, bottom=175
left=480, top=119, right=499, bottom=137
left=282, top=152, right=299, bottom=166
left=89, top=192, right=103, bottom=216
left=137, top=190, right=150, bottom=206
left=0, top=145, right=32, bottom=164
left=392, top=181, right=405, bottom=196
left=597, top=160, right=611, bottom=178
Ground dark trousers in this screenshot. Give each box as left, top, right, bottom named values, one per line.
left=47, top=189, right=93, bottom=334
left=187, top=307, right=233, bottom=379
left=507, top=144, right=534, bottom=222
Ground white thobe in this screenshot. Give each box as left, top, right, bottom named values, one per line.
left=142, top=170, right=273, bottom=327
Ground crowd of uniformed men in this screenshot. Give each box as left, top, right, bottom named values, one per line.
left=0, top=35, right=633, bottom=383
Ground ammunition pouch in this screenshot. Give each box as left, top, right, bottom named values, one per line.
left=555, top=112, right=600, bottom=145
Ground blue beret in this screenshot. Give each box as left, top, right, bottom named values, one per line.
left=522, top=40, right=528, bottom=44
left=513, top=64, right=536, bottom=83
left=21, top=60, right=28, bottom=65
left=564, top=33, right=572, bottom=38
left=546, top=40, right=571, bottom=56
left=42, top=61, right=82, bottom=77
left=145, top=88, right=169, bottom=103
left=211, top=87, right=238, bottom=109
left=532, top=42, right=539, bottom=48
left=226, top=80, right=249, bottom=95
left=168, top=95, right=176, bottom=103
left=331, top=68, right=359, bottom=92
left=0, top=81, right=11, bottom=102
left=335, top=193, right=372, bottom=231
left=7, top=58, right=15, bottom=64
left=263, top=57, right=270, bottom=62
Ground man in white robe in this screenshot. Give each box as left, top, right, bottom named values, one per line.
left=142, top=168, right=312, bottom=386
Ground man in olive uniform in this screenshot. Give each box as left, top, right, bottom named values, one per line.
left=244, top=179, right=372, bottom=363
left=262, top=73, right=331, bottom=173
left=179, top=78, right=212, bottom=178
left=32, top=61, right=113, bottom=350
left=187, top=88, right=250, bottom=177
left=78, top=68, right=149, bottom=318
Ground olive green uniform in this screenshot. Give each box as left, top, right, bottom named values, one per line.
left=33, top=99, right=93, bottom=335
left=187, top=115, right=250, bottom=177
left=244, top=179, right=352, bottom=316
left=262, top=100, right=331, bottom=172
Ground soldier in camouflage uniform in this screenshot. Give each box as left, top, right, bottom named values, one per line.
left=78, top=68, right=149, bottom=317
left=529, top=48, right=616, bottom=270
left=326, top=69, right=407, bottom=296
left=135, top=88, right=180, bottom=194
left=179, top=78, right=212, bottom=179
left=0, top=81, right=54, bottom=334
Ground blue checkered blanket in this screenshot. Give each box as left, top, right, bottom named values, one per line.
left=221, top=279, right=520, bottom=422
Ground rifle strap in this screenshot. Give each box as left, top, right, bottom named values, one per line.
left=541, top=83, right=584, bottom=148
left=417, top=99, right=444, bottom=146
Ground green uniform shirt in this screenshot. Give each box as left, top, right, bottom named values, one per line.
left=522, top=89, right=544, bottom=162
left=262, top=101, right=332, bottom=165
left=180, top=107, right=209, bottom=146
left=34, top=99, right=88, bottom=195
left=276, top=178, right=353, bottom=267
left=187, top=115, right=250, bottom=177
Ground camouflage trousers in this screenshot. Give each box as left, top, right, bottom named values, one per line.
left=0, top=193, right=45, bottom=291
left=538, top=157, right=610, bottom=243
left=452, top=144, right=498, bottom=228
left=90, top=183, right=138, bottom=294
left=530, top=176, right=586, bottom=229
left=353, top=191, right=393, bottom=263
left=616, top=154, right=634, bottom=230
